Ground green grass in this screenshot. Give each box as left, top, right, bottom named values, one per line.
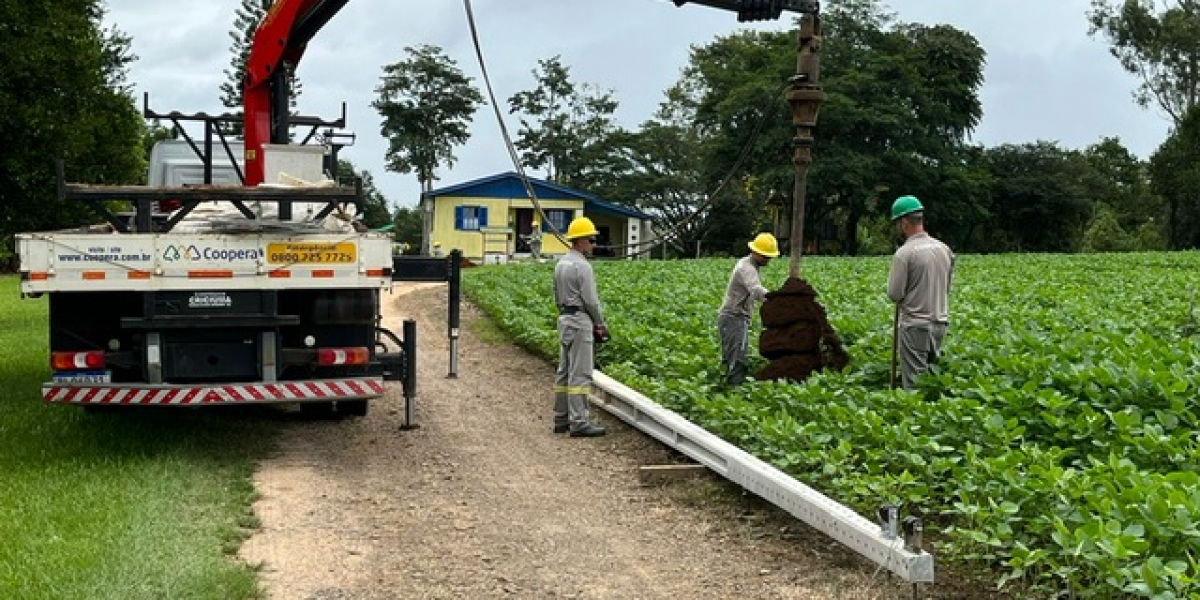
left=0, top=277, right=277, bottom=600
left=470, top=312, right=514, bottom=345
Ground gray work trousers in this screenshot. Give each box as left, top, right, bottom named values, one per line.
left=554, top=321, right=594, bottom=430
left=898, top=320, right=948, bottom=390
left=717, top=312, right=750, bottom=385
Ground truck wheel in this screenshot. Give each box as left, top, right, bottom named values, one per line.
left=300, top=401, right=337, bottom=420
left=338, top=399, right=369, bottom=417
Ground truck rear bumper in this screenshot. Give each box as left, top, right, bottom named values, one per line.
left=43, top=378, right=386, bottom=406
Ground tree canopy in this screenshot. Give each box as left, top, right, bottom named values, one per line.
left=507, top=56, right=622, bottom=187
left=373, top=44, right=483, bottom=254
left=373, top=44, right=484, bottom=192
left=0, top=1, right=145, bottom=250
left=1088, top=0, right=1200, bottom=125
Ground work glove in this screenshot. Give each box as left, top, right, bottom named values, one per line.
left=593, top=324, right=611, bottom=344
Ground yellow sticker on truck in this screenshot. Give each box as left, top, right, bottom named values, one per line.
left=266, top=242, right=357, bottom=264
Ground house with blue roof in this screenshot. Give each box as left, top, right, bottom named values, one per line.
left=420, top=172, right=654, bottom=262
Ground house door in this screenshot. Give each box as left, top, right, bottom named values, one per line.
left=514, top=209, right=534, bottom=253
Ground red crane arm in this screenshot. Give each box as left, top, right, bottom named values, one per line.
left=243, top=0, right=349, bottom=186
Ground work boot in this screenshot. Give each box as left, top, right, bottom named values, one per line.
left=552, top=423, right=570, bottom=434
left=569, top=424, right=607, bottom=438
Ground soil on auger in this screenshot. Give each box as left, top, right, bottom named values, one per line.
left=757, top=277, right=850, bottom=382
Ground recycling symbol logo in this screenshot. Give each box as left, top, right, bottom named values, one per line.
left=163, top=245, right=204, bottom=261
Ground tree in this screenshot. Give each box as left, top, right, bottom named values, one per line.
left=826, top=18, right=987, bottom=254
left=1088, top=0, right=1200, bottom=125
left=676, top=29, right=798, bottom=256
left=1083, top=136, right=1162, bottom=229
left=508, top=56, right=620, bottom=186
left=391, top=206, right=424, bottom=254
left=142, top=119, right=177, bottom=160
left=1149, top=105, right=1200, bottom=248
left=1081, top=205, right=1133, bottom=252
left=983, top=142, right=1098, bottom=252
left=0, top=1, right=145, bottom=248
left=373, top=44, right=484, bottom=254
left=220, top=0, right=301, bottom=132
left=672, top=0, right=988, bottom=255
left=336, top=159, right=391, bottom=230
left=615, top=97, right=713, bottom=257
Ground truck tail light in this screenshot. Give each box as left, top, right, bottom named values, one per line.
left=51, top=351, right=106, bottom=371
left=316, top=347, right=369, bottom=366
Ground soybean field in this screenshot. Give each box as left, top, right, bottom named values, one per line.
left=464, top=252, right=1200, bottom=599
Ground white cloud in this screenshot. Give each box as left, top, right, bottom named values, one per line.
left=104, top=0, right=1171, bottom=209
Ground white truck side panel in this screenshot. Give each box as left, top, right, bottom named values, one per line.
left=18, top=232, right=394, bottom=293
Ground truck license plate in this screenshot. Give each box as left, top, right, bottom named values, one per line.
left=52, top=370, right=112, bottom=384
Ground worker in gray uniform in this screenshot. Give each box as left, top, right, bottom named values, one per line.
left=552, top=216, right=608, bottom=437
left=718, top=232, right=779, bottom=385
left=887, top=195, right=955, bottom=390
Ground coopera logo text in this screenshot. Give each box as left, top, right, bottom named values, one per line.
left=161, top=245, right=261, bottom=262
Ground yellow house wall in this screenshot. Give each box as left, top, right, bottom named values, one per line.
left=431, top=196, right=583, bottom=260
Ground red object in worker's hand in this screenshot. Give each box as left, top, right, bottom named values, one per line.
left=593, top=325, right=610, bottom=344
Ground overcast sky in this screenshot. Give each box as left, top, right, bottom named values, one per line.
left=103, top=0, right=1171, bottom=209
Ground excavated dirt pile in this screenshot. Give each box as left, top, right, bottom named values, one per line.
left=757, top=276, right=850, bottom=382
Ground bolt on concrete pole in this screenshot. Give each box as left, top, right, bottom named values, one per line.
left=787, top=5, right=826, bottom=279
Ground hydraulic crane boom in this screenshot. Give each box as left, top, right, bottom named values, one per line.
left=243, top=0, right=349, bottom=186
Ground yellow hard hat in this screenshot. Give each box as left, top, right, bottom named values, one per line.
left=565, top=217, right=599, bottom=240
left=433, top=241, right=441, bottom=247
left=748, top=233, right=780, bottom=257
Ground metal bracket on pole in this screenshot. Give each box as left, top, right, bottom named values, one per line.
left=590, top=371, right=935, bottom=583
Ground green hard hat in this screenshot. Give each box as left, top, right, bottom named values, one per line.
left=890, top=195, right=924, bottom=221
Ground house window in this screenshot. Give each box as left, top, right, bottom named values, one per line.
left=543, top=209, right=571, bottom=232
left=455, top=205, right=488, bottom=231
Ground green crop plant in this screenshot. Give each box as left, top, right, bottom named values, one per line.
left=465, top=253, right=1200, bottom=598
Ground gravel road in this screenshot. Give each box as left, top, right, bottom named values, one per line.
left=238, top=283, right=983, bottom=599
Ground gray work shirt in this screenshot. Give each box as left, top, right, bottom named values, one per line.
left=719, top=255, right=769, bottom=320
left=553, top=249, right=605, bottom=328
left=887, top=232, right=954, bottom=326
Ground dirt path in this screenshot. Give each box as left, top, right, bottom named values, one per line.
left=237, top=284, right=943, bottom=599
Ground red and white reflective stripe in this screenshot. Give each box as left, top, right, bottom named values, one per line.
left=42, top=379, right=386, bottom=405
